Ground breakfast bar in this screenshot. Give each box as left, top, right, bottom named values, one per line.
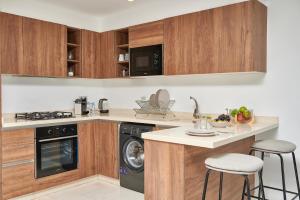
left=142, top=117, right=279, bottom=200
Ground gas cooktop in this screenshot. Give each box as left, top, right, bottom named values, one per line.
left=15, top=111, right=73, bottom=121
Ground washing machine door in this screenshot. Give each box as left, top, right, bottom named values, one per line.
left=122, top=137, right=144, bottom=172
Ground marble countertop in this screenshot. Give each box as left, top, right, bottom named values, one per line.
left=1, top=108, right=194, bottom=130
left=2, top=108, right=279, bottom=149
left=142, top=117, right=279, bottom=148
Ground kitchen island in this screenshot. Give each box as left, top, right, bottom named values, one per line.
left=142, top=117, right=278, bottom=200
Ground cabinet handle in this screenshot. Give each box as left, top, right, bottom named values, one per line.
left=2, top=159, right=34, bottom=168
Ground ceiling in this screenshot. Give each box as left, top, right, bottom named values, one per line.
left=36, top=0, right=162, bottom=17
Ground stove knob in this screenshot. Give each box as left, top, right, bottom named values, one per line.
left=48, top=129, right=53, bottom=135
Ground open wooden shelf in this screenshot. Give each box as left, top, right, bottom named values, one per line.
left=118, top=44, right=129, bottom=49
left=67, top=59, right=80, bottom=63
left=67, top=43, right=80, bottom=47
left=118, top=61, right=129, bottom=65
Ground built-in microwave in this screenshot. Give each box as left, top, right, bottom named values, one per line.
left=130, top=44, right=163, bottom=76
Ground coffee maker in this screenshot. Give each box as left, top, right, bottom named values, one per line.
left=74, top=96, right=89, bottom=115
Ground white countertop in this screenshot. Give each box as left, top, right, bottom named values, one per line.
left=1, top=109, right=194, bottom=130
left=2, top=108, right=279, bottom=149
left=142, top=117, right=279, bottom=148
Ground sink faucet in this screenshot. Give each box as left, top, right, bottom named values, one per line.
left=190, top=96, right=200, bottom=119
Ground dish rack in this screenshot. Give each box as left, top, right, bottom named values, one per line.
left=134, top=100, right=176, bottom=120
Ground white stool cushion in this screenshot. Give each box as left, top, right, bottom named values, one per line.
left=252, top=140, right=296, bottom=154
left=205, top=153, right=264, bottom=175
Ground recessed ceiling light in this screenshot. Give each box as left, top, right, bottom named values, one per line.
left=128, top=0, right=135, bottom=2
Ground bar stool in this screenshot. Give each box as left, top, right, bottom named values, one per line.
left=202, top=153, right=265, bottom=200
left=250, top=139, right=300, bottom=200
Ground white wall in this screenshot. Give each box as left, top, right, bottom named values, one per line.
left=0, top=0, right=101, bottom=31
left=1, top=0, right=300, bottom=199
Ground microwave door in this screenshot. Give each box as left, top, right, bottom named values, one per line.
left=130, top=45, right=163, bottom=76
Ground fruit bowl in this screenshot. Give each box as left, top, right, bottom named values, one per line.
left=230, top=107, right=254, bottom=124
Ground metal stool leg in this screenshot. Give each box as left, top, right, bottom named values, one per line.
left=241, top=179, right=246, bottom=200
left=278, top=154, right=287, bottom=200
left=258, top=170, right=266, bottom=200
left=258, top=152, right=265, bottom=199
left=202, top=169, right=211, bottom=200
left=245, top=175, right=251, bottom=200
left=292, top=152, right=300, bottom=200
left=219, top=172, right=223, bottom=200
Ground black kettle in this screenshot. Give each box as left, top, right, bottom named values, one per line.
left=98, top=98, right=109, bottom=114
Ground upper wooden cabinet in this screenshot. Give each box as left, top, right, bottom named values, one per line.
left=164, top=0, right=267, bottom=75
left=0, top=13, right=24, bottom=75
left=81, top=30, right=101, bottom=78
left=100, top=31, right=118, bottom=78
left=22, top=17, right=67, bottom=77
left=129, top=20, right=164, bottom=48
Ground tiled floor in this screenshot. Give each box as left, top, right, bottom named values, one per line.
left=13, top=177, right=144, bottom=200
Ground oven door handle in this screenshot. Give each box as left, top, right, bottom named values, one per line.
left=38, top=135, right=78, bottom=142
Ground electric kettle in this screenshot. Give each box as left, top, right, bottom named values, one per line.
left=98, top=98, right=109, bottom=113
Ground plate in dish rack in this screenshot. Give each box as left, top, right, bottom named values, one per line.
left=185, top=129, right=216, bottom=137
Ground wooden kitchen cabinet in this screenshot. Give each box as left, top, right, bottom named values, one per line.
left=78, top=121, right=97, bottom=178
left=164, top=0, right=267, bottom=75
left=129, top=20, right=164, bottom=48
left=2, top=163, right=35, bottom=200
left=22, top=17, right=67, bottom=77
left=0, top=12, right=24, bottom=75
left=1, top=129, right=35, bottom=200
left=81, top=30, right=101, bottom=78
left=100, top=31, right=118, bottom=78
left=95, top=120, right=119, bottom=179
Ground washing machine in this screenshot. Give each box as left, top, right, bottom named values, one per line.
left=119, top=122, right=154, bottom=193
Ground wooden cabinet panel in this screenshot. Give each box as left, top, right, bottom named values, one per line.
left=36, top=170, right=80, bottom=191
left=129, top=20, right=164, bottom=48
left=2, top=163, right=35, bottom=200
left=23, top=17, right=67, bottom=77
left=2, top=144, right=34, bottom=164
left=164, top=0, right=267, bottom=75
left=100, top=31, right=118, bottom=78
left=81, top=30, right=101, bottom=78
left=78, top=122, right=96, bottom=178
left=0, top=12, right=24, bottom=75
left=164, top=14, right=194, bottom=75
left=1, top=129, right=34, bottom=164
left=95, top=121, right=119, bottom=179
left=2, top=129, right=34, bottom=146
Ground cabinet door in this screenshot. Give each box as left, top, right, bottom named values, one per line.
left=164, top=14, right=194, bottom=75
left=95, top=121, right=119, bottom=179
left=23, top=17, right=67, bottom=77
left=2, top=129, right=34, bottom=163
left=1, top=129, right=35, bottom=200
left=164, top=0, right=267, bottom=75
left=2, top=163, right=35, bottom=200
left=78, top=122, right=96, bottom=178
left=129, top=20, right=164, bottom=48
left=0, top=12, right=24, bottom=75
left=100, top=31, right=118, bottom=78
left=81, top=30, right=101, bottom=78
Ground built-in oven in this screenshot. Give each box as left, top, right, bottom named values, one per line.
left=35, top=124, right=78, bottom=178
left=130, top=44, right=163, bottom=76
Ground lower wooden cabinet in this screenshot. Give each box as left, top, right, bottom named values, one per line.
left=2, top=162, right=35, bottom=200
left=78, top=120, right=119, bottom=179
left=95, top=120, right=119, bottom=179
left=78, top=121, right=97, bottom=178
left=0, top=121, right=119, bottom=199
left=1, top=129, right=35, bottom=200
